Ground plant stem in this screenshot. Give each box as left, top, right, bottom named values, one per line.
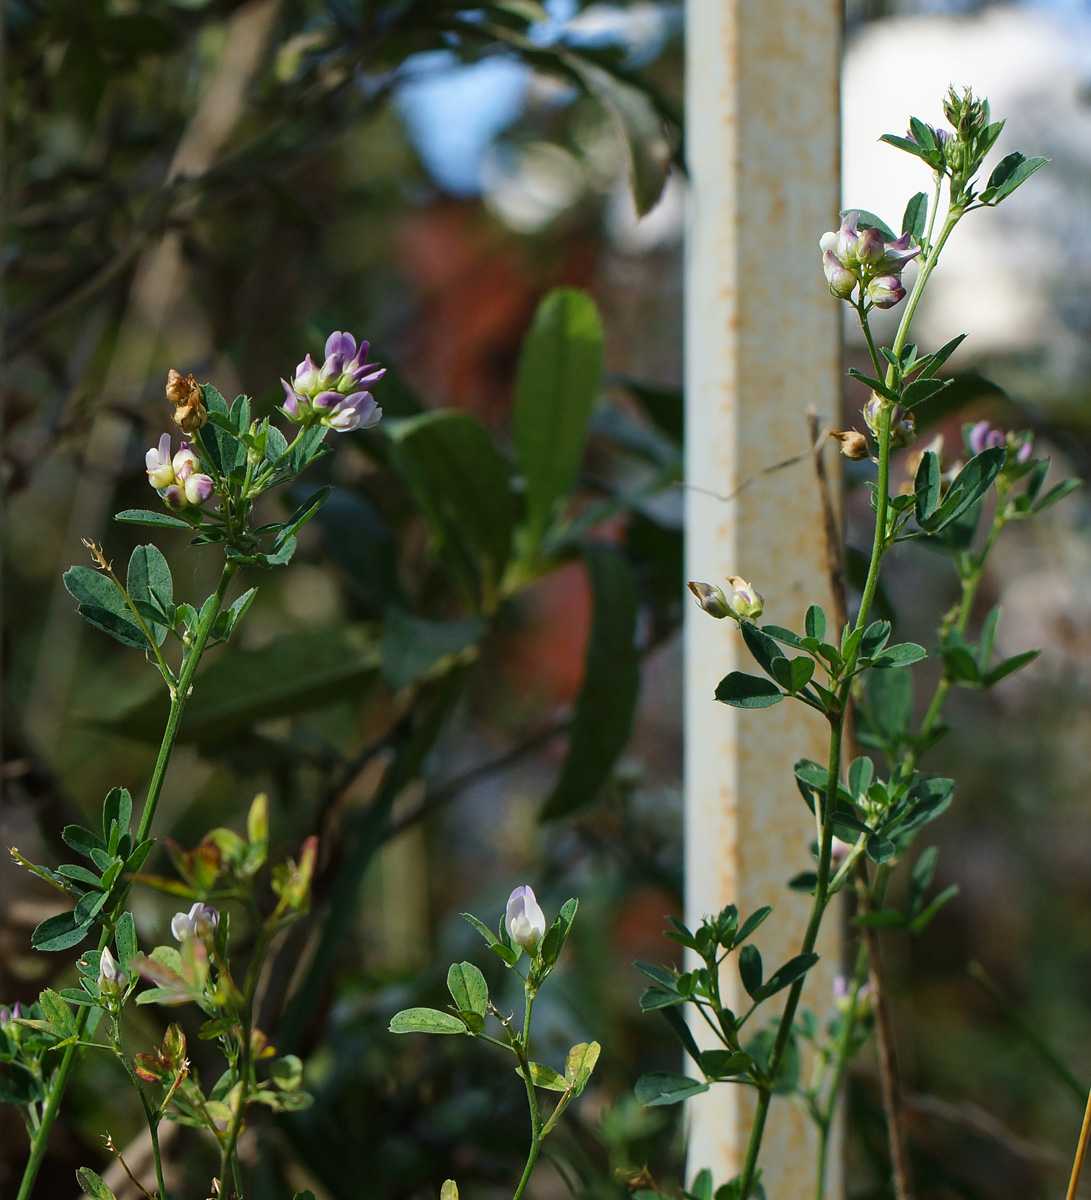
left=16, top=562, right=238, bottom=1200
left=1066, top=1085, right=1091, bottom=1200
left=737, top=711, right=846, bottom=1198
left=511, top=984, right=542, bottom=1200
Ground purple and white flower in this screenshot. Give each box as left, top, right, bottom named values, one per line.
left=281, top=332, right=385, bottom=433
left=146, top=435, right=214, bottom=509
left=171, top=902, right=220, bottom=943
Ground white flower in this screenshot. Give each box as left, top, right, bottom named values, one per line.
left=506, top=885, right=547, bottom=952
left=171, top=902, right=219, bottom=942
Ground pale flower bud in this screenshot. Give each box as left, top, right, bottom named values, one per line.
left=866, top=274, right=906, bottom=309
left=172, top=444, right=200, bottom=481
left=726, top=575, right=764, bottom=621
left=506, top=885, right=547, bottom=952
left=822, top=250, right=857, bottom=300
left=146, top=433, right=176, bottom=490
left=687, top=581, right=732, bottom=619
left=98, top=946, right=126, bottom=994
left=828, top=430, right=870, bottom=461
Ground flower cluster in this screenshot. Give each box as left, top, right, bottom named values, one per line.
left=145, top=434, right=214, bottom=509
left=820, top=212, right=920, bottom=308
left=966, top=420, right=1033, bottom=464
left=280, top=332, right=385, bottom=432
left=687, top=576, right=764, bottom=623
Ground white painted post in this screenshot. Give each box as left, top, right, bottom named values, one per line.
left=684, top=3, right=843, bottom=1197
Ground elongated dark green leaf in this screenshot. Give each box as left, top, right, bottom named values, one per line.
left=381, top=610, right=485, bottom=692
left=902, top=377, right=951, bottom=409
left=699, top=1050, right=752, bottom=1080
left=918, top=334, right=966, bottom=379
left=635, top=1072, right=709, bottom=1107
left=314, top=489, right=406, bottom=614
left=871, top=643, right=926, bottom=669
left=115, top=911, right=137, bottom=973
left=741, top=623, right=785, bottom=679
left=914, top=450, right=941, bottom=525
left=902, top=191, right=928, bottom=241
left=756, top=953, right=819, bottom=1001
left=63, top=565, right=146, bottom=648
left=274, top=486, right=332, bottom=551
left=541, top=546, right=639, bottom=819
left=738, top=944, right=763, bottom=999
left=734, top=906, right=772, bottom=947
left=102, top=786, right=132, bottom=839
left=879, top=133, right=934, bottom=165
left=561, top=56, right=671, bottom=217
left=389, top=411, right=514, bottom=600
left=983, top=649, right=1039, bottom=687
left=981, top=152, right=1048, bottom=204
left=513, top=288, right=603, bottom=548
left=388, top=1007, right=467, bottom=1035
left=114, top=509, right=196, bottom=529
left=32, top=911, right=93, bottom=952
left=99, top=627, right=381, bottom=743
left=714, top=673, right=782, bottom=709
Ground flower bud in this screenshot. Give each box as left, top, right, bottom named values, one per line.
left=866, top=274, right=906, bottom=309
left=98, top=946, right=127, bottom=995
left=864, top=394, right=915, bottom=449
left=183, top=473, right=214, bottom=506
left=1012, top=432, right=1034, bottom=464
left=167, top=371, right=207, bottom=433
left=171, top=902, right=220, bottom=943
left=819, top=212, right=861, bottom=266
left=828, top=430, right=870, bottom=461
left=726, top=575, right=764, bottom=621
left=506, top=885, right=547, bottom=952
left=822, top=250, right=857, bottom=300
left=854, top=226, right=886, bottom=268
left=687, top=581, right=732, bottom=619
left=172, top=444, right=200, bottom=480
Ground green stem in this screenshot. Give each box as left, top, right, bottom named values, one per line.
left=737, top=711, right=846, bottom=1198
left=16, top=563, right=238, bottom=1200
left=511, top=984, right=542, bottom=1200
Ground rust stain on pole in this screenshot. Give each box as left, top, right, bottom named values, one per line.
left=684, top=1, right=843, bottom=1196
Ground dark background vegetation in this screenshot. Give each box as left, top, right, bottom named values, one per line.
left=2, top=2, right=1090, bottom=1198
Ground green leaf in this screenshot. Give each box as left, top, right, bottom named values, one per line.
left=914, top=450, right=941, bottom=525
left=866, top=835, right=897, bottom=864
left=388, top=1008, right=468, bottom=1035
left=115, top=911, right=137, bottom=973
left=859, top=621, right=891, bottom=660
left=314, top=489, right=406, bottom=614
left=523, top=1061, right=568, bottom=1092
left=917, top=334, right=966, bottom=379
left=40, top=989, right=77, bottom=1037
left=513, top=288, right=604, bottom=548
left=1034, top=478, right=1081, bottom=513
left=740, top=623, right=785, bottom=679
left=63, top=565, right=147, bottom=648
left=699, top=1050, right=752, bottom=1080
left=439, top=1184, right=458, bottom=1200
left=565, top=1040, right=601, bottom=1092
left=909, top=883, right=959, bottom=933
left=539, top=897, right=578, bottom=971
left=866, top=667, right=912, bottom=744
left=75, top=604, right=149, bottom=650
left=879, top=131, right=935, bottom=165
left=114, top=509, right=196, bottom=529
left=847, top=367, right=900, bottom=403
left=805, top=605, right=826, bottom=641
left=446, top=961, right=489, bottom=1021
left=640, top=986, right=683, bottom=1010
left=714, top=673, right=782, bottom=709
left=62, top=824, right=106, bottom=858
left=462, top=911, right=518, bottom=965
left=562, top=56, right=671, bottom=217
left=756, top=953, right=819, bottom=1001
left=101, top=787, right=132, bottom=840
left=902, top=191, right=928, bottom=241
left=738, top=944, right=763, bottom=999
left=541, top=547, right=639, bottom=819
left=76, top=1167, right=119, bottom=1200
left=32, top=910, right=92, bottom=952
left=389, top=411, right=514, bottom=600
left=635, top=1072, right=709, bottom=1107
left=983, top=649, right=1039, bottom=687
left=871, top=643, right=927, bottom=669
left=902, top=377, right=952, bottom=409
left=126, top=544, right=173, bottom=634
left=381, top=611, right=486, bottom=693
left=100, top=628, right=381, bottom=743
left=981, top=152, right=1048, bottom=204
left=921, top=447, right=1005, bottom=533
left=200, top=384, right=245, bottom=476
left=273, top=485, right=332, bottom=551
left=734, top=906, right=772, bottom=948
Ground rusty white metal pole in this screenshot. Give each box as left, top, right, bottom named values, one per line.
left=684, top=2, right=843, bottom=1197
